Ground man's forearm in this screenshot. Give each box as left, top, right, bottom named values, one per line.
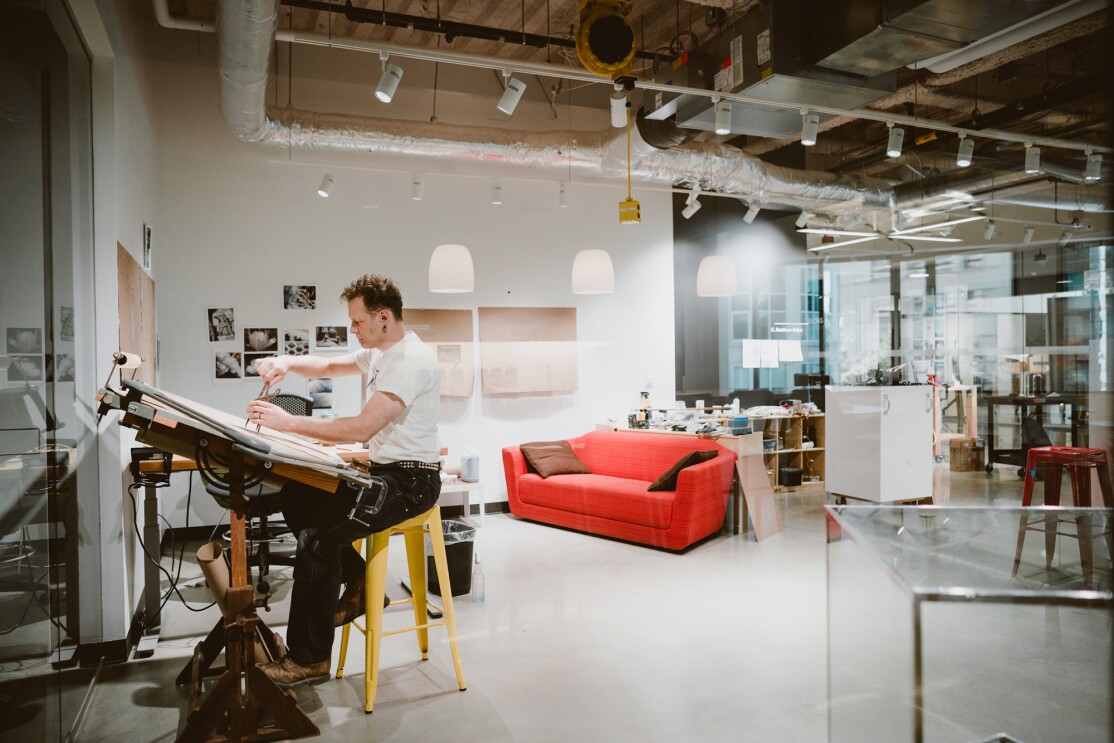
left=283, top=354, right=335, bottom=378
left=284, top=414, right=370, bottom=444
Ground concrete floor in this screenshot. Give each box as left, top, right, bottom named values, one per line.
left=74, top=467, right=1112, bottom=743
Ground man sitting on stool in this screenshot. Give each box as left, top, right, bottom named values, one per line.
left=248, top=274, right=441, bottom=687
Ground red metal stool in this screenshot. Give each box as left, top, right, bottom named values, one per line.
left=1012, top=447, right=1114, bottom=586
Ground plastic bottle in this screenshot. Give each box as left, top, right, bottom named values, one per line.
left=470, top=554, right=485, bottom=603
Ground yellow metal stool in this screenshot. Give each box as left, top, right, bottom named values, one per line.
left=335, top=505, right=466, bottom=713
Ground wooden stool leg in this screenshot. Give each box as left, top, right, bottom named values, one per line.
left=1095, top=462, right=1114, bottom=509
left=364, top=530, right=392, bottom=714
left=1077, top=510, right=1094, bottom=587
left=1043, top=464, right=1063, bottom=569
left=335, top=538, right=363, bottom=679
left=428, top=509, right=466, bottom=692
left=403, top=527, right=430, bottom=659
left=1014, top=450, right=1041, bottom=576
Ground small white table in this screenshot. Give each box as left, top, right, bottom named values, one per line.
left=440, top=479, right=484, bottom=524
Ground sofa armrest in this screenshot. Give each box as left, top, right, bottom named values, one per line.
left=501, top=446, right=529, bottom=506
left=670, top=451, right=737, bottom=532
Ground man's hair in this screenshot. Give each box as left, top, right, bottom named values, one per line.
left=340, top=274, right=404, bottom=320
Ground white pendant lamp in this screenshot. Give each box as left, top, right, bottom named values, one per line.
left=429, top=244, right=474, bottom=293
left=696, top=255, right=737, bottom=297
left=571, top=249, right=614, bottom=294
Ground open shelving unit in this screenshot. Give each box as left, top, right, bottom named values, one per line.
left=757, top=414, right=825, bottom=491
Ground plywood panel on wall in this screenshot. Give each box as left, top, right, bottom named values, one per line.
left=117, top=243, right=157, bottom=386
left=478, top=307, right=577, bottom=397
left=407, top=308, right=475, bottom=399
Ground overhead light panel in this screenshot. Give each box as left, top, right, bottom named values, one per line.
left=801, top=112, right=819, bottom=147
left=1083, top=149, right=1102, bottom=182
left=807, top=235, right=877, bottom=252
left=890, top=215, right=984, bottom=236
left=411, top=176, right=423, bottom=201
left=375, top=55, right=404, bottom=103
left=888, top=235, right=962, bottom=243
left=1022, top=225, right=1035, bottom=243
left=743, top=204, right=760, bottom=224
left=317, top=173, right=334, bottom=198
left=714, top=99, right=732, bottom=136
left=908, top=271, right=930, bottom=279
left=1024, top=144, right=1041, bottom=174
left=491, top=182, right=503, bottom=205
left=497, top=73, right=527, bottom=116
left=696, top=256, right=737, bottom=296
left=798, top=228, right=877, bottom=237
left=956, top=135, right=974, bottom=168
left=983, top=220, right=996, bottom=240
left=610, top=87, right=628, bottom=128
left=886, top=125, right=905, bottom=158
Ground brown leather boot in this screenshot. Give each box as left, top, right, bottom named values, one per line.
left=259, top=655, right=329, bottom=688
left=334, top=581, right=391, bottom=626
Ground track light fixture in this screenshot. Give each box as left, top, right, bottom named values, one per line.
left=801, top=111, right=819, bottom=147
left=375, top=54, right=404, bottom=103
left=743, top=204, right=761, bottom=223
left=1024, top=144, right=1041, bottom=174
left=411, top=176, right=423, bottom=201
left=682, top=188, right=701, bottom=219
left=795, top=211, right=812, bottom=228
left=1083, top=149, right=1102, bottom=182
left=316, top=173, right=334, bottom=198
left=610, top=86, right=628, bottom=128
left=497, top=71, right=527, bottom=115
left=714, top=98, right=732, bottom=136
left=1058, top=230, right=1071, bottom=247
left=983, top=220, right=996, bottom=240
left=956, top=135, right=974, bottom=168
left=1022, top=225, right=1035, bottom=244
left=886, top=124, right=904, bottom=158
left=491, top=182, right=503, bottom=205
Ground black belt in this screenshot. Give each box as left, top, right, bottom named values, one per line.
left=391, top=460, right=441, bottom=472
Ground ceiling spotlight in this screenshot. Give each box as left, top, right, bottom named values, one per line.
left=1083, top=149, right=1102, bottom=182
left=1058, top=230, right=1071, bottom=247
left=559, top=181, right=569, bottom=208
left=795, top=211, right=812, bottom=228
left=610, top=87, right=628, bottom=128
left=682, top=189, right=702, bottom=220
left=411, top=176, right=423, bottom=201
left=801, top=112, right=819, bottom=147
left=1034, top=249, right=1047, bottom=264
left=743, top=204, right=761, bottom=223
left=1024, top=144, right=1041, bottom=174
left=497, top=73, right=527, bottom=116
left=886, top=124, right=905, bottom=158
left=492, top=182, right=503, bottom=205
left=375, top=55, right=404, bottom=103
left=714, top=99, right=732, bottom=136
left=1022, top=225, right=1035, bottom=243
left=316, top=173, right=334, bottom=198
left=982, top=220, right=996, bottom=240
left=956, top=135, right=974, bottom=168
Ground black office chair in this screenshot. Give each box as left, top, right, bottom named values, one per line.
left=205, top=393, right=313, bottom=593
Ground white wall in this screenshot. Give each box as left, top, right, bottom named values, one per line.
left=139, top=32, right=676, bottom=526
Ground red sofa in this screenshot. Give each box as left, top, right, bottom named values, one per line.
left=502, top=430, right=737, bottom=551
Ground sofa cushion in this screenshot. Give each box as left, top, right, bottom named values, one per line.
left=518, top=473, right=674, bottom=529
left=520, top=440, right=591, bottom=478
left=647, top=449, right=718, bottom=492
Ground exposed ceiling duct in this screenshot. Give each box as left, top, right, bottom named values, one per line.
left=204, top=0, right=896, bottom=224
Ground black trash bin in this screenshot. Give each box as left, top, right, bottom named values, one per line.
left=779, top=467, right=803, bottom=487
left=427, top=519, right=476, bottom=597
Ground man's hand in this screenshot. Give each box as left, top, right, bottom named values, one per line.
left=246, top=399, right=295, bottom=432
left=254, top=355, right=290, bottom=385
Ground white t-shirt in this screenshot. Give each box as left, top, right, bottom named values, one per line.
left=354, top=331, right=441, bottom=464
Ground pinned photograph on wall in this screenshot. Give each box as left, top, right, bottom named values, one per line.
left=308, top=377, right=333, bottom=409
left=60, top=307, right=75, bottom=341
left=6, top=327, right=43, bottom=354
left=6, top=355, right=44, bottom=381
left=314, top=326, right=348, bottom=351
left=244, top=353, right=276, bottom=378
left=244, top=327, right=278, bottom=353
left=45, top=353, right=75, bottom=382
left=285, top=329, right=310, bottom=356
left=207, top=308, right=235, bottom=342
left=214, top=351, right=243, bottom=380
left=283, top=285, right=317, bottom=310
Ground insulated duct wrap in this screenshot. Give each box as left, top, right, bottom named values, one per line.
left=217, top=0, right=280, bottom=141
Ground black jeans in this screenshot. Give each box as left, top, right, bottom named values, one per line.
left=278, top=463, right=441, bottom=665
